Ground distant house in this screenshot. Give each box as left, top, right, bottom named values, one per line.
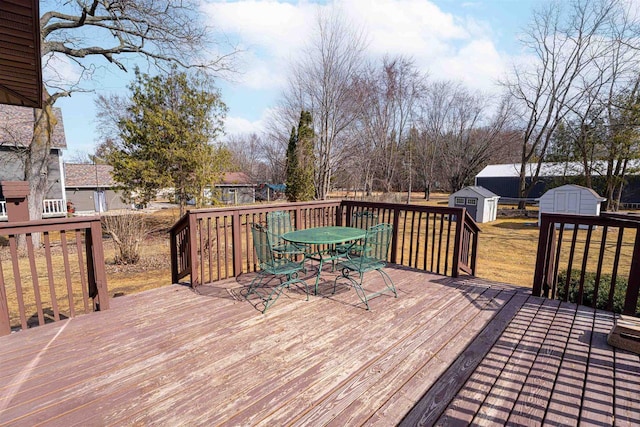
left=0, top=105, right=67, bottom=220
left=64, top=163, right=130, bottom=213
left=216, top=172, right=255, bottom=205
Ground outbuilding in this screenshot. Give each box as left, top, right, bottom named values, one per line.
left=448, top=186, right=500, bottom=223
left=538, top=184, right=606, bottom=227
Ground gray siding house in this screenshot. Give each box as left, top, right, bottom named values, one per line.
left=65, top=163, right=130, bottom=213
left=0, top=105, right=67, bottom=220
left=217, top=172, right=255, bottom=205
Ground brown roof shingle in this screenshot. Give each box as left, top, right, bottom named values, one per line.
left=64, top=163, right=116, bottom=188
left=0, top=104, right=67, bottom=149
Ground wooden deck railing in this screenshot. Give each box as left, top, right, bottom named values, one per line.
left=0, top=217, right=109, bottom=335
left=533, top=212, right=640, bottom=315
left=0, top=198, right=67, bottom=221
left=169, top=200, right=479, bottom=288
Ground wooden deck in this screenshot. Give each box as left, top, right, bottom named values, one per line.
left=0, top=265, right=638, bottom=426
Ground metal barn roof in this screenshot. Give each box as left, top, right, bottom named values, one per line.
left=476, top=160, right=640, bottom=179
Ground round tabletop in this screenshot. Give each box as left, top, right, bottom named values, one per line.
left=282, top=226, right=366, bottom=245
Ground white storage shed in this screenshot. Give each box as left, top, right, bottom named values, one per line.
left=448, top=186, right=500, bottom=223
left=538, top=184, right=606, bottom=227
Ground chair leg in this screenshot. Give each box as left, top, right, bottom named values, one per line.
left=261, top=283, right=286, bottom=313
left=246, top=273, right=266, bottom=299
left=378, top=269, right=397, bottom=297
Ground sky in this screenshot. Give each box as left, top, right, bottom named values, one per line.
left=51, top=0, right=542, bottom=159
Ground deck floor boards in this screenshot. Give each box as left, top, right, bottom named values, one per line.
left=0, top=265, right=638, bottom=426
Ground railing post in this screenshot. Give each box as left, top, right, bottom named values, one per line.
left=533, top=214, right=553, bottom=297
left=390, top=206, right=401, bottom=264
left=623, top=230, right=640, bottom=315
left=170, top=225, right=178, bottom=284
left=188, top=213, right=200, bottom=287
left=470, top=224, right=478, bottom=276
left=232, top=210, right=243, bottom=276
left=451, top=208, right=464, bottom=278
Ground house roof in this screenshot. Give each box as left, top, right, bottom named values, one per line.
left=218, top=172, right=254, bottom=186
left=0, top=104, right=67, bottom=149
left=476, top=160, right=640, bottom=179
left=0, top=0, right=43, bottom=108
left=64, top=163, right=117, bottom=188
left=451, top=186, right=500, bottom=199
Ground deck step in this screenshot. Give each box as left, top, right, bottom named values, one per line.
left=608, top=315, right=640, bottom=354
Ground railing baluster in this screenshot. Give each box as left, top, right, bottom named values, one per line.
left=0, top=258, right=9, bottom=335
left=608, top=228, right=625, bottom=311
left=60, top=230, right=75, bottom=317
left=592, top=226, right=608, bottom=309
left=26, top=233, right=44, bottom=326
left=623, top=230, right=640, bottom=315
left=75, top=231, right=90, bottom=313
left=8, top=235, right=27, bottom=330
left=43, top=232, right=60, bottom=322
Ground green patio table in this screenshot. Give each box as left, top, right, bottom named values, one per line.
left=282, top=226, right=366, bottom=295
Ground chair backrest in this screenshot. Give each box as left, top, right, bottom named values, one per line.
left=266, top=210, right=294, bottom=246
left=251, top=223, right=275, bottom=268
left=362, top=223, right=393, bottom=262
left=352, top=210, right=378, bottom=229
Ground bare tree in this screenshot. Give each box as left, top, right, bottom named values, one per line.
left=282, top=7, right=368, bottom=199
left=504, top=0, right=629, bottom=207
left=26, top=0, right=237, bottom=224
left=418, top=81, right=514, bottom=192
left=225, top=133, right=270, bottom=182
left=356, top=56, right=427, bottom=194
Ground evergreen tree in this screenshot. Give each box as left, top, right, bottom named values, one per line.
left=106, top=67, right=230, bottom=215
left=285, top=111, right=316, bottom=201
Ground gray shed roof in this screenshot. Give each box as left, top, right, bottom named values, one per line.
left=452, top=186, right=500, bottom=199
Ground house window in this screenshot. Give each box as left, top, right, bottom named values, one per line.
left=455, top=197, right=465, bottom=205
left=467, top=198, right=477, bottom=206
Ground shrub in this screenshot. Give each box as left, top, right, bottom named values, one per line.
left=556, top=270, right=639, bottom=315
left=102, top=212, right=148, bottom=264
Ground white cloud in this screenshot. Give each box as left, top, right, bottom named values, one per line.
left=202, top=0, right=510, bottom=96
left=224, top=114, right=265, bottom=137
left=42, top=53, right=85, bottom=87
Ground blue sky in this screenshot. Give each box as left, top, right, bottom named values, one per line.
left=51, top=0, right=541, bottom=159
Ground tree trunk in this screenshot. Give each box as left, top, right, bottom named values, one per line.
left=23, top=105, right=56, bottom=247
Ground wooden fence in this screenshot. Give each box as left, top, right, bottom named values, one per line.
left=533, top=212, right=640, bottom=315
left=0, top=217, right=109, bottom=335
left=170, top=200, right=479, bottom=288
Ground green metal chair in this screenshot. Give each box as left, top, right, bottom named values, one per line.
left=335, top=210, right=379, bottom=256
left=333, top=223, right=397, bottom=310
left=266, top=210, right=309, bottom=260
left=247, top=223, right=309, bottom=313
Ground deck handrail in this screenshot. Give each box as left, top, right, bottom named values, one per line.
left=169, top=200, right=479, bottom=288
left=533, top=212, right=640, bottom=315
left=0, top=198, right=67, bottom=221
left=0, top=216, right=109, bottom=335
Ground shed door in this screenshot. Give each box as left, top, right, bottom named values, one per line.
left=554, top=191, right=580, bottom=214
